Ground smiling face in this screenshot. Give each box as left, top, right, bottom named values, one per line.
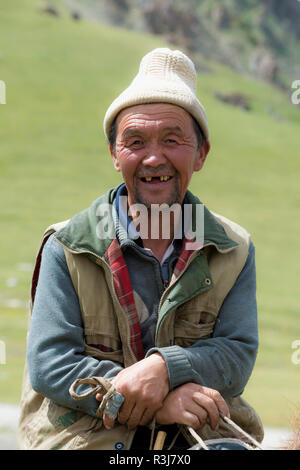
left=110, top=103, right=210, bottom=209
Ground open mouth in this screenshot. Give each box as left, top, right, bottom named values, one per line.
left=140, top=175, right=173, bottom=183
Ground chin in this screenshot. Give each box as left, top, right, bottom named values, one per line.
left=134, top=188, right=181, bottom=209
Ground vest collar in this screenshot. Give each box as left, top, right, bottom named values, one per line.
left=184, top=190, right=238, bottom=253
left=55, top=185, right=238, bottom=260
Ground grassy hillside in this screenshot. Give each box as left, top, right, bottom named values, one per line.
left=56, top=0, right=300, bottom=87
left=0, top=0, right=300, bottom=427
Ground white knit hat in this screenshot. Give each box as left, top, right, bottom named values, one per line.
left=103, top=48, right=209, bottom=141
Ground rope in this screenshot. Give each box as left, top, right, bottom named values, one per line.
left=149, top=418, right=156, bottom=450
left=185, top=413, right=264, bottom=450
left=220, top=413, right=264, bottom=450
left=187, top=426, right=209, bottom=450
left=167, top=428, right=181, bottom=450
left=69, top=376, right=122, bottom=418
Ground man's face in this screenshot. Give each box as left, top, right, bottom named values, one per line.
left=110, top=103, right=209, bottom=208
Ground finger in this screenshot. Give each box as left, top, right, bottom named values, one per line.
left=204, top=388, right=230, bottom=419
left=182, top=410, right=205, bottom=430
left=124, top=404, right=146, bottom=430
left=192, top=393, right=220, bottom=430
left=215, top=395, right=230, bottom=419
left=184, top=402, right=208, bottom=430
left=95, top=392, right=109, bottom=426
left=96, top=393, right=119, bottom=430
left=139, top=408, right=154, bottom=427
left=117, top=398, right=135, bottom=425
left=103, top=413, right=116, bottom=430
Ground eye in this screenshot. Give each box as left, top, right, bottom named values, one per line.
left=165, top=137, right=178, bottom=145
left=128, top=138, right=144, bottom=148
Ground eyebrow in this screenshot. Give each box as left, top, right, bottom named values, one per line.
left=162, top=126, right=182, bottom=133
left=122, top=126, right=183, bottom=139
left=122, top=128, right=143, bottom=139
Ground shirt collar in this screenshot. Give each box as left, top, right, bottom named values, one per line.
left=113, top=183, right=185, bottom=262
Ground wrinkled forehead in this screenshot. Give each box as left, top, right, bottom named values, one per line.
left=116, top=102, right=194, bottom=134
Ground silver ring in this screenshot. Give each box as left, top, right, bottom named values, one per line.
left=104, top=391, right=124, bottom=420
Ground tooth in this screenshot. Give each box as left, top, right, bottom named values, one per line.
left=164, top=176, right=169, bottom=181
left=145, top=177, right=152, bottom=182
left=160, top=176, right=164, bottom=181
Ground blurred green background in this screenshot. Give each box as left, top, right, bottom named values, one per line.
left=0, top=0, right=299, bottom=429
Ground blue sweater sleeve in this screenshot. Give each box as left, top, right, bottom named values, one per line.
left=27, top=234, right=123, bottom=417
left=147, top=242, right=259, bottom=398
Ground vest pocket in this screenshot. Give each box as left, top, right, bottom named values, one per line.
left=174, top=302, right=217, bottom=347
left=174, top=318, right=215, bottom=347
left=21, top=397, right=98, bottom=450
left=84, top=333, right=123, bottom=363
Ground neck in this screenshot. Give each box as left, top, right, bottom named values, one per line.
left=130, top=205, right=182, bottom=261
left=142, top=237, right=173, bottom=262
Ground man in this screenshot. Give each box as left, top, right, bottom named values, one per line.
left=18, top=48, right=264, bottom=450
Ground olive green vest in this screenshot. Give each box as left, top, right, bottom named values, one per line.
left=18, top=189, right=264, bottom=450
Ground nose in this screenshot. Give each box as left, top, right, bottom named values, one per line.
left=141, top=142, right=168, bottom=167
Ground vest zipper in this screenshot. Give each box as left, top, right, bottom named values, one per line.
left=155, top=250, right=203, bottom=345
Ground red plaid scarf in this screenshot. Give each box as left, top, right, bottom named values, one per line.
left=104, top=237, right=196, bottom=362
left=105, top=238, right=145, bottom=361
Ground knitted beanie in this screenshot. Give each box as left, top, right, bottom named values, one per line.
left=103, top=48, right=209, bottom=141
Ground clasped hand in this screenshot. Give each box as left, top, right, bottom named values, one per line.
left=96, top=354, right=230, bottom=431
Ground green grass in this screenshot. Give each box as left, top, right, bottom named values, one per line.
left=0, top=309, right=28, bottom=404
left=1, top=0, right=300, bottom=428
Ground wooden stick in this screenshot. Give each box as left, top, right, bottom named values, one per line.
left=153, top=431, right=167, bottom=450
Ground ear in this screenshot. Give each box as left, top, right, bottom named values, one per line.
left=109, top=143, right=121, bottom=172
left=193, top=140, right=210, bottom=172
